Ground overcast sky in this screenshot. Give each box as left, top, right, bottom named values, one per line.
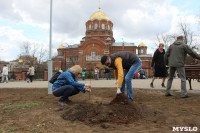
left=0, top=0, right=199, bottom=61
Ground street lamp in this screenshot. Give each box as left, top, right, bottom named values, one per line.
left=48, top=0, right=53, bottom=94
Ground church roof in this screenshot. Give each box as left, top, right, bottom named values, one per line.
left=58, top=45, right=65, bottom=49
left=138, top=42, right=146, bottom=47
left=67, top=44, right=80, bottom=48
left=112, top=42, right=136, bottom=47
left=90, top=6, right=110, bottom=20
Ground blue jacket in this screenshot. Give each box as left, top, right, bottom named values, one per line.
left=52, top=69, right=85, bottom=93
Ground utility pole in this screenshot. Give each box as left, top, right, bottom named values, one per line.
left=48, top=0, right=53, bottom=94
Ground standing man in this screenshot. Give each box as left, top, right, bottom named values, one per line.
left=1, top=64, right=8, bottom=83
left=28, top=65, right=35, bottom=82
left=94, top=68, right=99, bottom=80
left=101, top=51, right=142, bottom=101
left=165, top=36, right=200, bottom=98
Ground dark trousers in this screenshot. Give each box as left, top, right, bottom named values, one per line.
left=29, top=75, right=34, bottom=82
left=53, top=85, right=80, bottom=102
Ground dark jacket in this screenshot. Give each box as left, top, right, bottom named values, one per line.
left=52, top=69, right=85, bottom=93
left=109, top=52, right=139, bottom=70
left=152, top=49, right=166, bottom=68
left=165, top=40, right=200, bottom=67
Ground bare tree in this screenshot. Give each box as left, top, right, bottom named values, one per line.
left=155, top=33, right=175, bottom=50
left=20, top=41, right=48, bottom=65
left=37, top=47, right=47, bottom=64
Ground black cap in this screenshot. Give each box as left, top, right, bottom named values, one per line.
left=101, top=56, right=108, bottom=65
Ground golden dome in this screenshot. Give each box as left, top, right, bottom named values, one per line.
left=138, top=42, right=146, bottom=47
left=90, top=10, right=110, bottom=20
left=18, top=59, right=23, bottom=63
left=58, top=45, right=65, bottom=49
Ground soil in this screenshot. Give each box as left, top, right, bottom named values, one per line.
left=0, top=88, right=200, bottom=133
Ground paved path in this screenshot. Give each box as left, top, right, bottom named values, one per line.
left=0, top=79, right=199, bottom=93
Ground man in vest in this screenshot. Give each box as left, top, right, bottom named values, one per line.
left=101, top=52, right=142, bottom=101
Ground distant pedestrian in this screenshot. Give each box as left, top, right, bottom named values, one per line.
left=26, top=72, right=30, bottom=83
left=94, top=68, right=99, bottom=80
left=165, top=36, right=200, bottom=98
left=1, top=64, right=8, bottom=83
left=150, top=43, right=168, bottom=88
left=28, top=65, right=35, bottom=82
left=105, top=67, right=111, bottom=80
left=82, top=71, right=85, bottom=80
left=140, top=69, right=146, bottom=79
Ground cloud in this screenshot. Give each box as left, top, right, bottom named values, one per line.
left=0, top=0, right=199, bottom=60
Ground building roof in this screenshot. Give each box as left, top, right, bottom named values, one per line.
left=112, top=42, right=136, bottom=47
left=138, top=42, right=146, bottom=47
left=90, top=7, right=110, bottom=20
left=58, top=45, right=65, bottom=49
left=67, top=44, right=80, bottom=48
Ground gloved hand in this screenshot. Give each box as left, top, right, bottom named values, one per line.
left=114, top=80, right=118, bottom=85
left=116, top=88, right=122, bottom=94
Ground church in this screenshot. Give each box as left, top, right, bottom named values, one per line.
left=53, top=6, right=153, bottom=77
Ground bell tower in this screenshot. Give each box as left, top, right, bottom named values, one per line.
left=82, top=1, right=115, bottom=45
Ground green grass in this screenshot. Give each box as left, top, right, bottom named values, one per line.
left=1, top=102, right=41, bottom=110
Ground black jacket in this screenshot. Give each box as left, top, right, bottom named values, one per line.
left=110, top=52, right=139, bottom=70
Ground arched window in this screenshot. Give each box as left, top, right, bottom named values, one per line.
left=89, top=24, right=91, bottom=30
left=102, top=23, right=105, bottom=29
left=108, top=24, right=110, bottom=30
left=97, top=54, right=101, bottom=60
left=91, top=51, right=96, bottom=60
left=86, top=54, right=90, bottom=61
left=94, top=23, right=98, bottom=29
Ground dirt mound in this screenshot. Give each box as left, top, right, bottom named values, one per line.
left=110, top=93, right=132, bottom=105
left=62, top=94, right=159, bottom=125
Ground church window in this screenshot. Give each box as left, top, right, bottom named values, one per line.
left=141, top=49, right=143, bottom=54
left=97, top=54, right=101, bottom=60
left=86, top=54, right=90, bottom=61
left=74, top=56, right=79, bottom=62
left=102, top=24, right=105, bottom=29
left=66, top=57, right=71, bottom=62
left=89, top=24, right=91, bottom=30
left=94, top=23, right=98, bottom=29
left=104, top=50, right=109, bottom=54
left=108, top=24, right=110, bottom=30
left=91, top=51, right=96, bottom=60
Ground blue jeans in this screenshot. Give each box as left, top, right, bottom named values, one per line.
left=120, top=59, right=142, bottom=101
left=95, top=74, right=98, bottom=80
left=1, top=75, right=8, bottom=83
left=53, top=85, right=80, bottom=102
left=106, top=72, right=111, bottom=80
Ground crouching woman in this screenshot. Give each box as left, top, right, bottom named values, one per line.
left=52, top=65, right=91, bottom=106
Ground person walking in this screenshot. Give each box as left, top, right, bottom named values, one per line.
left=94, top=68, right=99, bottom=80
left=150, top=43, right=168, bottom=88
left=52, top=65, right=91, bottom=106
left=82, top=70, right=85, bottom=80
left=165, top=36, right=200, bottom=98
left=101, top=51, right=142, bottom=101
left=1, top=64, right=8, bottom=83
left=105, top=67, right=111, bottom=80
left=28, top=65, right=35, bottom=82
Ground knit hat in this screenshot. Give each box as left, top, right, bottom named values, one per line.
left=101, top=56, right=108, bottom=65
